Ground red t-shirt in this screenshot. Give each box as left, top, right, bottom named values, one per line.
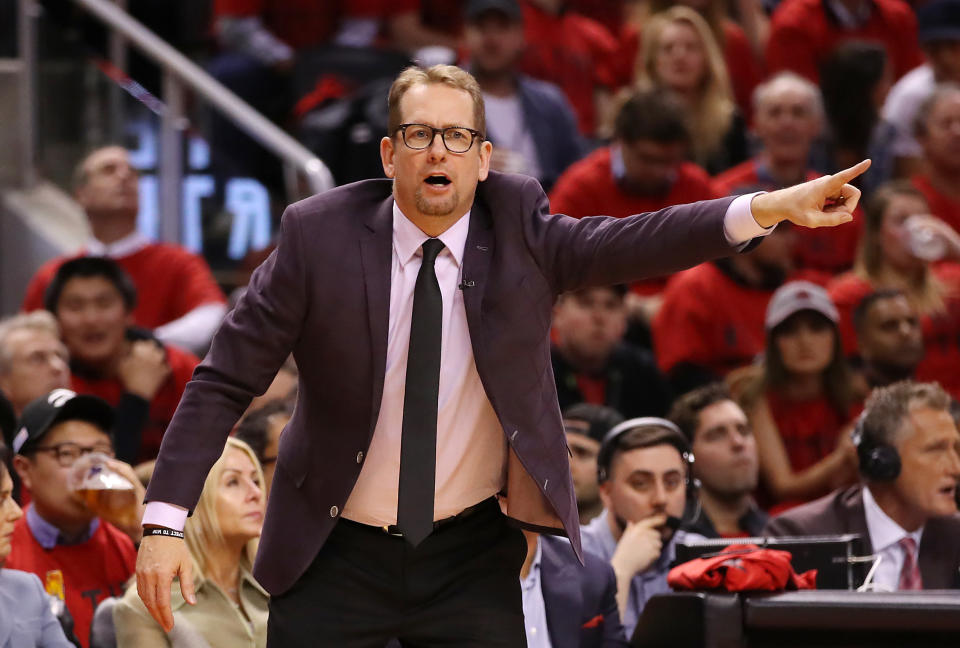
left=519, top=0, right=624, bottom=135
left=911, top=174, right=960, bottom=234
left=619, top=19, right=764, bottom=124
left=766, top=0, right=923, bottom=84
left=70, top=344, right=199, bottom=463
left=549, top=147, right=717, bottom=294
left=712, top=159, right=862, bottom=274
left=5, top=514, right=136, bottom=648
left=23, top=243, right=226, bottom=330
left=828, top=265, right=960, bottom=399
left=652, top=262, right=774, bottom=376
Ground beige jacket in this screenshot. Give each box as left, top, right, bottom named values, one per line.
left=113, top=564, right=268, bottom=648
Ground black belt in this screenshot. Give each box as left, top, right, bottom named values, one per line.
left=340, top=498, right=494, bottom=538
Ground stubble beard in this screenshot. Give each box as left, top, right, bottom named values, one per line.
left=415, top=185, right=459, bottom=217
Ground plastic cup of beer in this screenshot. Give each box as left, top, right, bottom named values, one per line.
left=68, top=452, right=139, bottom=529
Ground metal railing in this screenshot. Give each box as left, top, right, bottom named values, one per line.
left=16, top=0, right=336, bottom=242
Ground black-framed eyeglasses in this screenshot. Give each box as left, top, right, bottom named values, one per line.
left=398, top=123, right=483, bottom=153
left=31, top=442, right=115, bottom=468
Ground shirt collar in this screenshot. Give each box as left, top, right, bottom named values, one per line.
left=26, top=504, right=99, bottom=550
left=86, top=231, right=151, bottom=258
left=392, top=200, right=469, bottom=269
left=862, top=486, right=923, bottom=553
left=520, top=536, right=543, bottom=590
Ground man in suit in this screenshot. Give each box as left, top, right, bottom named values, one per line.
left=136, top=63, right=868, bottom=646
left=520, top=531, right=627, bottom=647
left=765, top=380, right=960, bottom=590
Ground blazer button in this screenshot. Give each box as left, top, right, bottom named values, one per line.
left=330, top=506, right=339, bottom=518
left=356, top=451, right=364, bottom=464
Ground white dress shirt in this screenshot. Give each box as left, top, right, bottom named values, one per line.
left=862, top=486, right=924, bottom=591
left=520, top=536, right=552, bottom=648
left=142, top=193, right=769, bottom=530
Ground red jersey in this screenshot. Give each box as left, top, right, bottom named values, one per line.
left=911, top=174, right=960, bottom=234
left=549, top=147, right=716, bottom=294
left=5, top=514, right=136, bottom=648
left=652, top=262, right=773, bottom=376
left=519, top=0, right=623, bottom=135
left=70, top=344, right=198, bottom=463
left=712, top=158, right=862, bottom=274
left=23, top=243, right=226, bottom=330
left=619, top=20, right=763, bottom=124
left=766, top=0, right=923, bottom=84
left=828, top=265, right=960, bottom=399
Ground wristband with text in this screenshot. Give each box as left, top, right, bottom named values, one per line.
left=143, top=526, right=185, bottom=539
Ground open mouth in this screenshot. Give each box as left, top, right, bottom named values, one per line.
left=424, top=174, right=452, bottom=186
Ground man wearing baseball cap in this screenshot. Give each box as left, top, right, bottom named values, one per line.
left=5, top=389, right=141, bottom=648
left=562, top=403, right=624, bottom=524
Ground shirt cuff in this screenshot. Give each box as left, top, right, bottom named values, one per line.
left=142, top=502, right=189, bottom=531
left=723, top=192, right=775, bottom=247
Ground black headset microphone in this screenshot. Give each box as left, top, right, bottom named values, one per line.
left=851, top=411, right=902, bottom=482
left=596, top=417, right=701, bottom=533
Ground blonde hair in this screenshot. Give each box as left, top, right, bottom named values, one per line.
left=387, top=65, right=486, bottom=139
left=637, top=6, right=735, bottom=165
left=855, top=180, right=948, bottom=315
left=0, top=311, right=61, bottom=374
left=184, top=437, right=264, bottom=580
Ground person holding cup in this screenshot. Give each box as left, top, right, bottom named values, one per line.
left=828, top=180, right=960, bottom=399
left=5, top=390, right=140, bottom=648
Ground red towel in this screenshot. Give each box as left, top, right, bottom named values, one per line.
left=668, top=544, right=817, bottom=592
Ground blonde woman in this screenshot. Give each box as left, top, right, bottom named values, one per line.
left=828, top=180, right=960, bottom=400
left=114, top=438, right=267, bottom=647
left=636, top=6, right=748, bottom=174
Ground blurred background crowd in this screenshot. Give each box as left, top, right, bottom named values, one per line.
left=1, top=0, right=960, bottom=645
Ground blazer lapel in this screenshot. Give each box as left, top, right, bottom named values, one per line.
left=540, top=538, right=582, bottom=648
left=461, top=197, right=494, bottom=352
left=359, top=196, right=394, bottom=437
left=918, top=518, right=959, bottom=589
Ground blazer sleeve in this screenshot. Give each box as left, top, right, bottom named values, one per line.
left=21, top=573, right=76, bottom=648
left=518, top=175, right=738, bottom=295
left=145, top=202, right=309, bottom=510
left=762, top=514, right=806, bottom=537
left=598, top=561, right=629, bottom=648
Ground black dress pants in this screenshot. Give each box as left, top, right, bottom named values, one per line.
left=267, top=498, right=528, bottom=647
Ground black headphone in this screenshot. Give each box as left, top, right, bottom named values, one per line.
left=851, top=412, right=902, bottom=482
left=597, top=417, right=698, bottom=501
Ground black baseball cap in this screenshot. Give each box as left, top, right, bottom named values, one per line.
left=918, top=0, right=960, bottom=44
left=466, top=0, right=523, bottom=22
left=11, top=389, right=114, bottom=454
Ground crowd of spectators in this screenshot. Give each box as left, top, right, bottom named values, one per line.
left=4, top=0, right=960, bottom=644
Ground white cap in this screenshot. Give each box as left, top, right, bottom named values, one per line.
left=765, top=281, right=839, bottom=331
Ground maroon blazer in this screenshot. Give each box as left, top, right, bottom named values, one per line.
left=764, top=485, right=960, bottom=589
left=145, top=171, right=740, bottom=595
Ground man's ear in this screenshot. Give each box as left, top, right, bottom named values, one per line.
left=598, top=480, right=613, bottom=512
left=477, top=140, right=493, bottom=182
left=380, top=136, right=397, bottom=179
left=12, top=454, right=33, bottom=491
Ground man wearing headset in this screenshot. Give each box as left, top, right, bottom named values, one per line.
left=580, top=417, right=705, bottom=638
left=765, top=380, right=960, bottom=590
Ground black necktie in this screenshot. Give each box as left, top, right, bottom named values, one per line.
left=397, top=238, right=445, bottom=546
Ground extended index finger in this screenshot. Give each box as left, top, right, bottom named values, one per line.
left=829, top=159, right=872, bottom=188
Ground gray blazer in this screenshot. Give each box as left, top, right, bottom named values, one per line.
left=0, top=568, right=73, bottom=648
left=145, top=171, right=740, bottom=595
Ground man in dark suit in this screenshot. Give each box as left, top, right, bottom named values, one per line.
left=135, top=63, right=868, bottom=646
left=765, top=380, right=960, bottom=590
left=521, top=531, right=627, bottom=647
